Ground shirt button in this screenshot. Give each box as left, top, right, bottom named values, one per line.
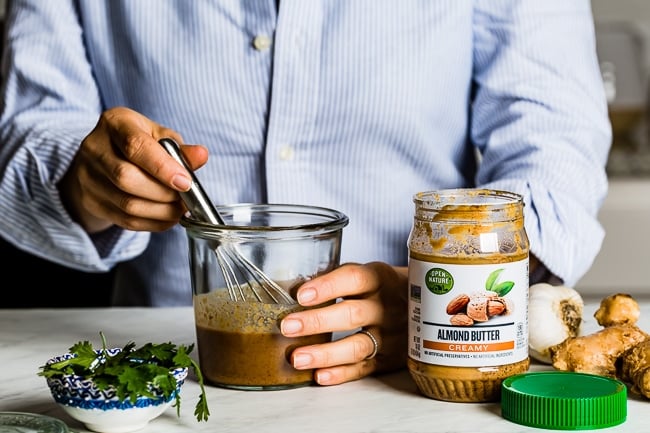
left=279, top=145, right=295, bottom=161
left=252, top=34, right=272, bottom=51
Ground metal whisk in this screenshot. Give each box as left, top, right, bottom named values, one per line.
left=159, top=138, right=295, bottom=304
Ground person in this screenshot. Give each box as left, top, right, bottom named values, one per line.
left=0, top=1, right=611, bottom=386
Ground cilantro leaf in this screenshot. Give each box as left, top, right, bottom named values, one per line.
left=38, top=332, right=210, bottom=422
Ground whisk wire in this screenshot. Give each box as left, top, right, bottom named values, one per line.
left=160, top=137, right=296, bottom=306
left=220, top=244, right=295, bottom=304
left=213, top=247, right=241, bottom=301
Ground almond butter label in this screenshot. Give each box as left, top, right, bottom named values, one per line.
left=408, top=258, right=528, bottom=367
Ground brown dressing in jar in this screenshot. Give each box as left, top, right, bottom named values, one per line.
left=407, top=189, right=530, bottom=402
left=194, top=290, right=331, bottom=390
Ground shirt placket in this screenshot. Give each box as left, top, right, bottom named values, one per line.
left=264, top=1, right=324, bottom=202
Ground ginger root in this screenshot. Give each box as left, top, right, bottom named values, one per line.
left=549, top=324, right=648, bottom=377
left=594, top=293, right=640, bottom=327
left=619, top=340, right=650, bottom=398
left=548, top=292, right=650, bottom=399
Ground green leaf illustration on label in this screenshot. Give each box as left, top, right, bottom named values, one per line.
left=492, top=281, right=514, bottom=296
left=485, top=268, right=515, bottom=296
left=485, top=268, right=503, bottom=291
left=425, top=268, right=454, bottom=294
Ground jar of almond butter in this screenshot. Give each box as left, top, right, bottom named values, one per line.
left=407, top=189, right=530, bottom=402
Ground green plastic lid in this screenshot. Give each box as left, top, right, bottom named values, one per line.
left=501, top=371, right=627, bottom=430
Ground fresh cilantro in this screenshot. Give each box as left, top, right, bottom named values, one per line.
left=38, top=332, right=210, bottom=422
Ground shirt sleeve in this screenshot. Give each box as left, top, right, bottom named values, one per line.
left=470, top=1, right=612, bottom=286
left=0, top=0, right=148, bottom=271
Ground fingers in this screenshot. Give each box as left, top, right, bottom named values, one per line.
left=281, top=262, right=405, bottom=337
left=58, top=106, right=209, bottom=232
left=294, top=262, right=383, bottom=307
left=291, top=325, right=407, bottom=386
left=101, top=107, right=209, bottom=193
left=61, top=154, right=187, bottom=233
left=290, top=327, right=381, bottom=386
left=279, top=263, right=409, bottom=385
left=281, top=297, right=382, bottom=335
left=292, top=328, right=380, bottom=368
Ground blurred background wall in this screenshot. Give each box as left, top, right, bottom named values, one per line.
left=579, top=0, right=650, bottom=295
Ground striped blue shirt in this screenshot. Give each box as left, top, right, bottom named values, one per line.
left=0, top=0, right=611, bottom=305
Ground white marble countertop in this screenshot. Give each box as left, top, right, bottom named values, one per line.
left=2, top=297, right=650, bottom=433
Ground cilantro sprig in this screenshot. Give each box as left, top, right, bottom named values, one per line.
left=38, top=332, right=210, bottom=422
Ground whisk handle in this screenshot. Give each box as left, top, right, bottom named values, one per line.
left=159, top=138, right=226, bottom=226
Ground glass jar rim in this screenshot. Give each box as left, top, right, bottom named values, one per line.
left=413, top=188, right=524, bottom=209
left=180, top=203, right=349, bottom=239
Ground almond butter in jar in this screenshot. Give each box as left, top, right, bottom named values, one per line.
left=407, top=189, right=530, bottom=402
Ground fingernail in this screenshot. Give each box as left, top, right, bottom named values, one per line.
left=292, top=353, right=313, bottom=369
left=297, top=287, right=316, bottom=304
left=172, top=174, right=191, bottom=191
left=315, top=370, right=332, bottom=384
left=281, top=318, right=303, bottom=335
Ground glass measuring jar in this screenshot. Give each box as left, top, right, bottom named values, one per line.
left=181, top=203, right=348, bottom=390
left=407, top=189, right=530, bottom=402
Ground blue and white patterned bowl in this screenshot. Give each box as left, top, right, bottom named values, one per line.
left=44, top=349, right=188, bottom=433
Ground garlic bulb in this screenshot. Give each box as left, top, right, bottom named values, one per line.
left=528, top=283, right=584, bottom=364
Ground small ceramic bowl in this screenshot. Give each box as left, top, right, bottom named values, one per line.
left=44, top=349, right=188, bottom=433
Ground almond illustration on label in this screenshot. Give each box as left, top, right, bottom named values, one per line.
left=446, top=291, right=509, bottom=325
left=445, top=269, right=515, bottom=326
left=446, top=294, right=470, bottom=315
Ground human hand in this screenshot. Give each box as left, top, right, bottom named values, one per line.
left=58, top=106, right=209, bottom=233
left=280, top=262, right=408, bottom=385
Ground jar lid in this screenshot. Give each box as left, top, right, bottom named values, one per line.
left=501, top=371, right=627, bottom=430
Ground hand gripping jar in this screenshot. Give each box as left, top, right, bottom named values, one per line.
left=407, top=189, right=530, bottom=402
